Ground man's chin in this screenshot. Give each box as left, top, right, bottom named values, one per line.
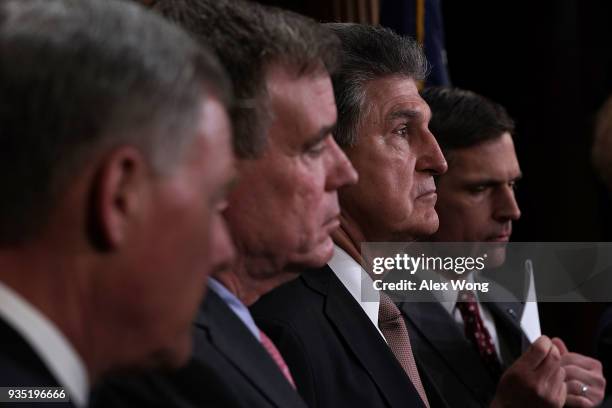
left=144, top=331, right=194, bottom=371
left=484, top=245, right=508, bottom=269
left=290, top=236, right=335, bottom=269
left=409, top=213, right=440, bottom=240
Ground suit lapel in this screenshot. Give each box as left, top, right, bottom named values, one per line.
left=192, top=291, right=303, bottom=408
left=304, top=267, right=426, bottom=408
left=0, top=319, right=75, bottom=407
left=485, top=300, right=530, bottom=364
left=479, top=278, right=530, bottom=363
left=400, top=300, right=499, bottom=401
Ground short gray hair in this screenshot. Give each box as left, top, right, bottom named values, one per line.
left=325, top=23, right=429, bottom=148
left=0, top=0, right=231, bottom=244
left=154, top=0, right=341, bottom=158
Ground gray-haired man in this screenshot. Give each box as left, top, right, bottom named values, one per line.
left=0, top=0, right=234, bottom=406
left=92, top=1, right=357, bottom=407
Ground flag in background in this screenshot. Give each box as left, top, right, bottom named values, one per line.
left=380, top=0, right=451, bottom=87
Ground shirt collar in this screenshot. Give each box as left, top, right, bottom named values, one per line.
left=0, top=281, right=89, bottom=407
left=208, top=278, right=261, bottom=342
left=328, top=245, right=382, bottom=334
left=437, top=272, right=479, bottom=315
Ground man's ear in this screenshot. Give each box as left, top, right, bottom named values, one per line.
left=89, top=147, right=150, bottom=250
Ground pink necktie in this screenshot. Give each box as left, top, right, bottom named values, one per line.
left=259, top=329, right=296, bottom=388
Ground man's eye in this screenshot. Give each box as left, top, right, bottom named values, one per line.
left=393, top=125, right=410, bottom=137
left=306, top=142, right=327, bottom=157
left=468, top=185, right=487, bottom=194
left=210, top=192, right=229, bottom=211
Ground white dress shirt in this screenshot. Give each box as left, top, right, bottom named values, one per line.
left=328, top=245, right=387, bottom=342
left=0, top=281, right=89, bottom=407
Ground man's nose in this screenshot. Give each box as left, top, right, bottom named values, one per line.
left=416, top=129, right=448, bottom=176
left=494, top=185, right=521, bottom=222
left=325, top=138, right=358, bottom=191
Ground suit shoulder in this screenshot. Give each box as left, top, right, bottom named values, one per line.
left=0, top=319, right=60, bottom=387
left=251, top=271, right=327, bottom=323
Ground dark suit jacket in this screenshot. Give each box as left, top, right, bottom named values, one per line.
left=251, top=266, right=429, bottom=408
left=0, top=318, right=75, bottom=407
left=400, top=277, right=530, bottom=408
left=596, top=304, right=612, bottom=398
left=92, top=290, right=306, bottom=408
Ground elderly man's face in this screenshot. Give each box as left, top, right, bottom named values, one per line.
left=223, top=65, right=357, bottom=280
left=113, top=96, right=235, bottom=368
left=339, top=75, right=447, bottom=241
left=432, top=132, right=522, bottom=265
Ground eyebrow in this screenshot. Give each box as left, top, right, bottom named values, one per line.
left=466, top=173, right=523, bottom=186
left=303, top=123, right=336, bottom=150
left=387, top=108, right=426, bottom=122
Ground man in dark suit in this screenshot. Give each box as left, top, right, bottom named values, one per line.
left=92, top=1, right=357, bottom=407
left=252, top=23, right=447, bottom=408
left=252, top=24, right=569, bottom=408
left=0, top=0, right=235, bottom=407
left=413, top=86, right=605, bottom=407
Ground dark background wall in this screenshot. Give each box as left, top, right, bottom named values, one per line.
left=255, top=0, right=612, bottom=354
left=442, top=1, right=612, bottom=243
left=440, top=1, right=612, bottom=354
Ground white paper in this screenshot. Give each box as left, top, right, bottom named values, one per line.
left=520, top=259, right=542, bottom=343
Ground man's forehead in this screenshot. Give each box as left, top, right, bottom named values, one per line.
left=363, top=76, right=430, bottom=121
left=196, top=97, right=234, bottom=176
left=447, top=137, right=522, bottom=180
left=386, top=100, right=431, bottom=122
left=264, top=66, right=336, bottom=150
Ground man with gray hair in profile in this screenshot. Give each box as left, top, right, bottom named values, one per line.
left=0, top=0, right=235, bottom=406
left=92, top=1, right=357, bottom=407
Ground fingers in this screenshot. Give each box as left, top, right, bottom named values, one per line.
left=495, top=340, right=567, bottom=408
left=566, top=380, right=588, bottom=395
left=522, top=336, right=553, bottom=369
left=561, top=353, right=603, bottom=372
left=561, top=353, right=605, bottom=406
left=565, top=394, right=595, bottom=408
left=533, top=342, right=562, bottom=384
left=528, top=348, right=566, bottom=407
left=551, top=337, right=568, bottom=355
left=563, top=365, right=603, bottom=387
left=564, top=366, right=606, bottom=406
left=548, top=367, right=567, bottom=406
left=566, top=379, right=594, bottom=407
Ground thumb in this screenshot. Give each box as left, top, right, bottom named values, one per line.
left=521, top=335, right=553, bottom=369
left=551, top=337, right=568, bottom=355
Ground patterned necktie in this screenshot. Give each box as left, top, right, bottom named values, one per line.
left=259, top=329, right=296, bottom=388
left=378, top=293, right=430, bottom=408
left=456, top=290, right=502, bottom=378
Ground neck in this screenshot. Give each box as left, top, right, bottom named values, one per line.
left=213, top=255, right=299, bottom=306
left=332, top=211, right=367, bottom=264
left=0, top=245, right=97, bottom=382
